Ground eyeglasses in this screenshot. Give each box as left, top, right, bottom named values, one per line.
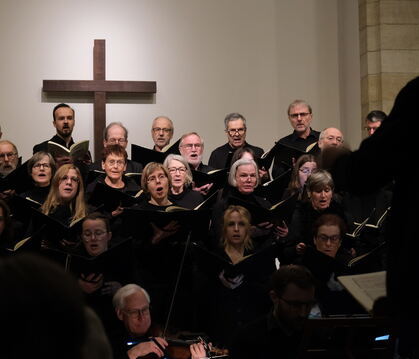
left=279, top=297, right=316, bottom=310
left=147, top=173, right=167, bottom=183
left=60, top=175, right=80, bottom=183
left=107, top=138, right=127, bottom=145
left=289, top=112, right=311, bottom=119
left=0, top=152, right=17, bottom=160
left=33, top=163, right=51, bottom=169
left=316, top=234, right=341, bottom=243
left=299, top=167, right=314, bottom=175
left=123, top=306, right=150, bottom=319
left=82, top=230, right=108, bottom=240
left=181, top=143, right=202, bottom=149
left=227, top=128, right=246, bottom=136
left=106, top=159, right=125, bottom=167
left=152, top=127, right=172, bottom=134
left=168, top=167, right=186, bottom=174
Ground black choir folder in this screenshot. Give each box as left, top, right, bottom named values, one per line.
left=0, top=160, right=32, bottom=193
left=131, top=138, right=180, bottom=167
left=192, top=241, right=278, bottom=279
left=254, top=168, right=292, bottom=204
left=227, top=193, right=298, bottom=226
left=191, top=168, right=228, bottom=189
left=258, top=140, right=319, bottom=170
left=88, top=182, right=143, bottom=211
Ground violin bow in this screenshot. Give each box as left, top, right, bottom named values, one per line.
left=162, top=229, right=193, bottom=338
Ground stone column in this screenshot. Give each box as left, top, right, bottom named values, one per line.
left=359, top=0, right=419, bottom=129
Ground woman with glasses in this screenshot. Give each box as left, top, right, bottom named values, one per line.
left=76, top=212, right=134, bottom=336
left=129, top=162, right=197, bottom=331
left=20, top=151, right=56, bottom=204
left=284, top=169, right=354, bottom=263
left=87, top=145, right=140, bottom=196
left=163, top=154, right=203, bottom=209
left=283, top=154, right=318, bottom=201
left=300, top=213, right=365, bottom=315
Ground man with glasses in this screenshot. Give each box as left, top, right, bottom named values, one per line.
left=229, top=264, right=316, bottom=359
left=111, top=284, right=169, bottom=359
left=364, top=110, right=386, bottom=137
left=0, top=140, right=19, bottom=178
left=151, top=116, right=174, bottom=152
left=208, top=112, right=263, bottom=169
left=90, top=122, right=143, bottom=174
left=272, top=100, right=320, bottom=178
left=318, top=127, right=344, bottom=150
left=179, top=132, right=213, bottom=173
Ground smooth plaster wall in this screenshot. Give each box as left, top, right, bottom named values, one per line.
left=0, top=0, right=361, bottom=162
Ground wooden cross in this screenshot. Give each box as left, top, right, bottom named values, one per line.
left=43, top=39, right=156, bottom=160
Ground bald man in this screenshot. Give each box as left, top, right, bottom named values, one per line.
left=318, top=127, right=344, bottom=150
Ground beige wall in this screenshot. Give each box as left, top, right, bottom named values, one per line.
left=0, top=0, right=361, bottom=163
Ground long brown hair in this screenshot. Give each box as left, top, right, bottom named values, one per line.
left=41, top=164, right=86, bottom=224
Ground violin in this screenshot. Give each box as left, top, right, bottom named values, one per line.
left=137, top=336, right=229, bottom=359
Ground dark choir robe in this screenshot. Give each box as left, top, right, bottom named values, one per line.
left=168, top=187, right=204, bottom=209
left=126, top=201, right=196, bottom=331
left=208, top=142, right=264, bottom=170
left=299, top=246, right=366, bottom=316
left=272, top=128, right=320, bottom=178
left=196, top=247, right=273, bottom=348
left=86, top=174, right=141, bottom=199
left=20, top=185, right=50, bottom=204
left=69, top=244, right=136, bottom=342
left=33, top=134, right=74, bottom=154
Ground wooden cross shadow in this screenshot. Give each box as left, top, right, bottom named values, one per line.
left=42, top=39, right=156, bottom=161
left=297, top=316, right=397, bottom=359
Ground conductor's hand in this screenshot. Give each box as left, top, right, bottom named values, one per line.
left=219, top=270, right=244, bottom=290
left=78, top=273, right=104, bottom=294
left=127, top=337, right=168, bottom=359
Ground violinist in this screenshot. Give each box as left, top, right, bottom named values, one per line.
left=112, top=284, right=168, bottom=359
left=111, top=284, right=210, bottom=359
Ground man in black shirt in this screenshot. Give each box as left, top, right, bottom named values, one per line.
left=208, top=112, right=263, bottom=169
left=229, top=264, right=316, bottom=359
left=33, top=103, right=91, bottom=167
left=272, top=100, right=320, bottom=178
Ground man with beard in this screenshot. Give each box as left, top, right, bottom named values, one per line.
left=0, top=140, right=19, bottom=178
left=33, top=103, right=91, bottom=167
left=229, top=265, right=316, bottom=359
